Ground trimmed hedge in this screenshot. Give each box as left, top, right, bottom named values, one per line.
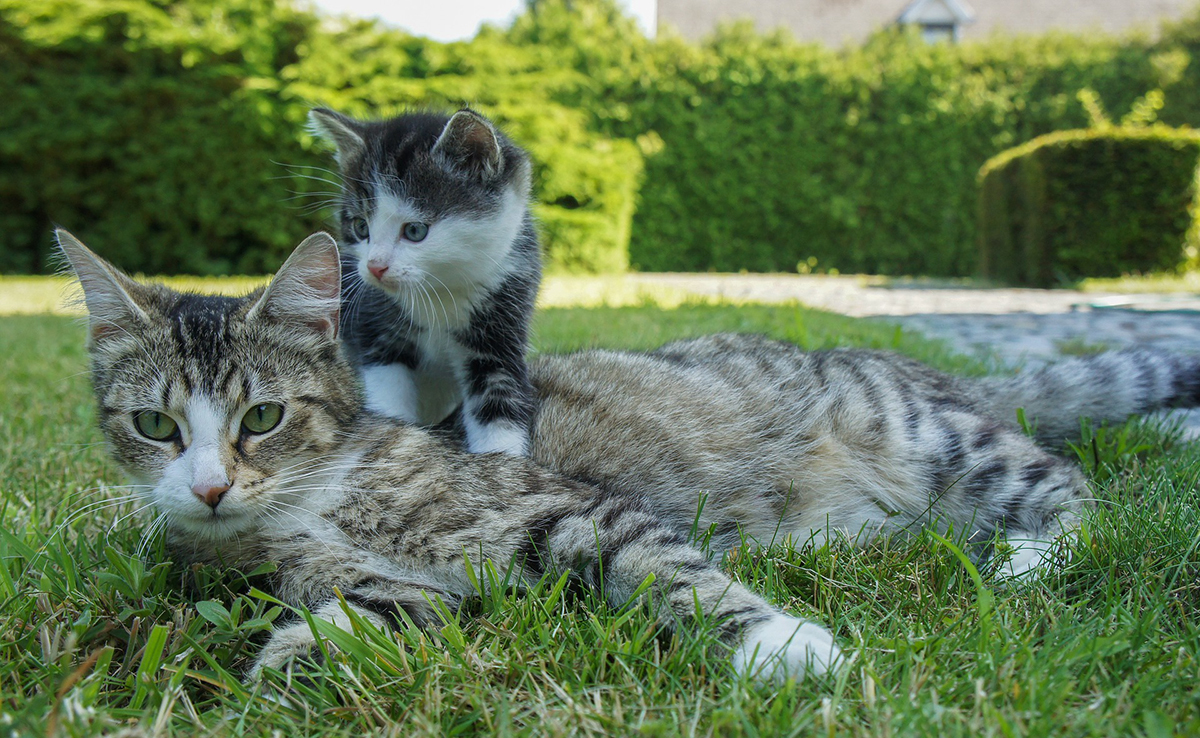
left=977, top=126, right=1200, bottom=286
left=566, top=20, right=1168, bottom=275
left=0, top=0, right=641, bottom=275
left=5, top=0, right=1200, bottom=277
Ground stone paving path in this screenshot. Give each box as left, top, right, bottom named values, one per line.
left=632, top=273, right=1200, bottom=436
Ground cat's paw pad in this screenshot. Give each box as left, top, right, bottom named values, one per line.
left=732, top=614, right=844, bottom=683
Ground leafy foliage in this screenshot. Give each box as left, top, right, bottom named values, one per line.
left=0, top=0, right=642, bottom=274
left=4, top=0, right=1200, bottom=276
left=978, top=126, right=1200, bottom=286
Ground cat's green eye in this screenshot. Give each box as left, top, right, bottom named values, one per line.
left=242, top=403, right=283, bottom=435
left=402, top=222, right=429, bottom=242
left=348, top=216, right=369, bottom=242
left=134, top=411, right=178, bottom=441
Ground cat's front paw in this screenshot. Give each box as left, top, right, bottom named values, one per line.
left=249, top=619, right=328, bottom=682
left=732, top=614, right=844, bottom=683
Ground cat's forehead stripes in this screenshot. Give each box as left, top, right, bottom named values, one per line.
left=339, top=113, right=521, bottom=222
left=163, top=293, right=245, bottom=391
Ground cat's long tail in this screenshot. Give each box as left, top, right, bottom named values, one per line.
left=976, top=349, right=1200, bottom=445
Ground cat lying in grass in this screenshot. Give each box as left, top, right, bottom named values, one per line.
left=58, top=229, right=1200, bottom=686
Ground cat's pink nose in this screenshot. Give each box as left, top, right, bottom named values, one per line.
left=368, top=262, right=389, bottom=281
left=192, top=484, right=230, bottom=509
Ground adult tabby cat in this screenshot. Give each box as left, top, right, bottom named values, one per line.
left=308, top=107, right=540, bottom=456
left=61, top=230, right=1200, bottom=684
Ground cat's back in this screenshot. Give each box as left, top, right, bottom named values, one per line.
left=529, top=335, right=831, bottom=525
left=529, top=334, right=978, bottom=533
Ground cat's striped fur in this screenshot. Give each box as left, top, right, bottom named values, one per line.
left=61, top=231, right=1200, bottom=685
left=530, top=336, right=1199, bottom=574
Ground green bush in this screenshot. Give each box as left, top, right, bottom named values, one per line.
left=978, top=126, right=1200, bottom=286
left=0, top=0, right=323, bottom=274
left=574, top=18, right=1169, bottom=275
left=0, top=0, right=642, bottom=275
left=5, top=0, right=1200, bottom=277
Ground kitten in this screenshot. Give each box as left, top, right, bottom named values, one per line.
left=308, top=107, right=540, bottom=456
left=61, top=231, right=1200, bottom=684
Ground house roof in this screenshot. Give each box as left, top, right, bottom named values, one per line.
left=655, top=0, right=1197, bottom=46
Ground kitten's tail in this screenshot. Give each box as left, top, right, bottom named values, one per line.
left=976, top=349, right=1200, bottom=445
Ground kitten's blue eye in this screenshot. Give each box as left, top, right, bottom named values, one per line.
left=134, top=411, right=178, bottom=442
left=348, top=216, right=369, bottom=242
left=402, top=222, right=429, bottom=242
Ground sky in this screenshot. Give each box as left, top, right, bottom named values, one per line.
left=311, top=0, right=658, bottom=41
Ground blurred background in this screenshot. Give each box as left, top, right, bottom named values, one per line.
left=3, top=0, right=1200, bottom=285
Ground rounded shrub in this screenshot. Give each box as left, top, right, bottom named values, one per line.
left=977, top=126, right=1200, bottom=286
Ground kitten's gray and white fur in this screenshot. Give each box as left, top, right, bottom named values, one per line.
left=61, top=230, right=1200, bottom=685
left=308, top=107, right=540, bottom=456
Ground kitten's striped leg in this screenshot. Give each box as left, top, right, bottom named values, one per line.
left=527, top=498, right=844, bottom=682
left=457, top=352, right=536, bottom=456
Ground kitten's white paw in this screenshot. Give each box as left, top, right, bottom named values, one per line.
left=464, top=419, right=529, bottom=456
left=732, top=614, right=844, bottom=683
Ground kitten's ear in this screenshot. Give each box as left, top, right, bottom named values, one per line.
left=308, top=108, right=365, bottom=167
left=55, top=229, right=151, bottom=342
left=248, top=232, right=341, bottom=339
left=432, top=109, right=503, bottom=179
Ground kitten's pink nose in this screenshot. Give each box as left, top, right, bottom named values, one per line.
left=368, top=262, right=389, bottom=281
left=192, top=484, right=230, bottom=509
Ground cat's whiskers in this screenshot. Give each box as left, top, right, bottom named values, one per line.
left=16, top=489, right=152, bottom=582
left=339, top=277, right=370, bottom=340
left=260, top=505, right=337, bottom=558
left=418, top=272, right=460, bottom=327
left=108, top=499, right=161, bottom=535
left=270, top=163, right=346, bottom=187
left=271, top=453, right=352, bottom=478
left=135, top=512, right=170, bottom=560
left=413, top=277, right=450, bottom=329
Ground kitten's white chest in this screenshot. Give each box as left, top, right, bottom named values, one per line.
left=361, top=333, right=467, bottom=426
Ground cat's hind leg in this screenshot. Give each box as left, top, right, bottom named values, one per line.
left=934, top=427, right=1089, bottom=579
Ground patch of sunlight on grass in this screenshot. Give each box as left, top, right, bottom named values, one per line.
left=536, top=274, right=720, bottom=308
left=0, top=275, right=264, bottom=315
left=1079, top=272, right=1200, bottom=294
left=0, top=274, right=738, bottom=315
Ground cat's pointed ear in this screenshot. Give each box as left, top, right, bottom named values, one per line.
left=56, top=229, right=152, bottom=342
left=308, top=108, right=365, bottom=167
left=432, top=109, right=503, bottom=179
left=248, top=232, right=341, bottom=339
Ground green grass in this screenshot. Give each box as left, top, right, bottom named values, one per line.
left=0, top=274, right=705, bottom=317
left=1078, top=272, right=1200, bottom=294
left=2, top=298, right=1199, bottom=736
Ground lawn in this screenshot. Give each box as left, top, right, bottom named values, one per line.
left=1, top=278, right=1198, bottom=737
